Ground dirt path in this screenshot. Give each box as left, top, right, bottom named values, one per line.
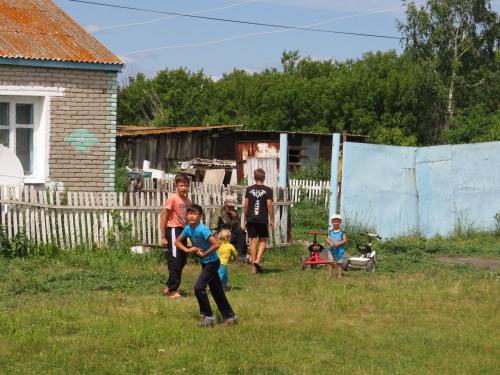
left=437, top=257, right=500, bottom=269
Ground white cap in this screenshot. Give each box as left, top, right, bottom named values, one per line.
left=331, top=214, right=342, bottom=221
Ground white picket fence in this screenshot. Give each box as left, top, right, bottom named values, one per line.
left=289, top=179, right=330, bottom=206
left=146, top=177, right=331, bottom=206
left=0, top=185, right=290, bottom=248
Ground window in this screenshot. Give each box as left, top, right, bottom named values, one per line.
left=0, top=97, right=43, bottom=178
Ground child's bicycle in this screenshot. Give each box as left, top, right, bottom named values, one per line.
left=342, top=233, right=382, bottom=272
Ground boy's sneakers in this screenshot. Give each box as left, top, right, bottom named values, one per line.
left=223, top=284, right=231, bottom=292
left=223, top=315, right=238, bottom=326
left=162, top=286, right=170, bottom=296
left=169, top=291, right=184, bottom=300
left=198, top=316, right=216, bottom=328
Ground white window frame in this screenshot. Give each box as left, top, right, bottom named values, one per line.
left=0, top=85, right=64, bottom=184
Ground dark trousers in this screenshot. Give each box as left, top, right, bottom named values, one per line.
left=231, top=226, right=248, bottom=258
left=194, top=259, right=235, bottom=320
left=166, top=227, right=187, bottom=292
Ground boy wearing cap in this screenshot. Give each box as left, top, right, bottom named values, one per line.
left=327, top=214, right=348, bottom=278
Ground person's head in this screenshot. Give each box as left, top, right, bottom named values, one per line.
left=331, top=214, right=342, bottom=230
left=254, top=168, right=266, bottom=183
left=186, top=204, right=203, bottom=225
left=175, top=174, right=190, bottom=195
left=219, top=229, right=231, bottom=243
left=223, top=196, right=236, bottom=211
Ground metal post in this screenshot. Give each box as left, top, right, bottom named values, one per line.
left=279, top=133, right=288, bottom=188
left=328, top=133, right=341, bottom=224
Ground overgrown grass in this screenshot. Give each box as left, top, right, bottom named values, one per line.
left=0, top=203, right=499, bottom=374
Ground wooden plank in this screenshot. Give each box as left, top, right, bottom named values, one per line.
left=72, top=192, right=81, bottom=247
left=89, top=193, right=100, bottom=246
left=48, top=191, right=58, bottom=246
left=146, top=192, right=151, bottom=245
left=101, top=192, right=108, bottom=245
left=84, top=192, right=92, bottom=246
left=67, top=193, right=75, bottom=248
left=140, top=192, right=147, bottom=244
left=55, top=192, right=65, bottom=248
left=77, top=193, right=86, bottom=247
left=128, top=192, right=135, bottom=238
left=38, top=190, right=46, bottom=244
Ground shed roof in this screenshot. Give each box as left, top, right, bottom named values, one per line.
left=0, top=0, right=122, bottom=66
left=116, top=125, right=244, bottom=137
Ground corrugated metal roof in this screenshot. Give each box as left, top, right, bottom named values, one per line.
left=116, top=124, right=244, bottom=137
left=236, top=129, right=369, bottom=137
left=0, top=0, right=122, bottom=65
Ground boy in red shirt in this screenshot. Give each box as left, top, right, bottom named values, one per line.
left=160, top=174, right=191, bottom=299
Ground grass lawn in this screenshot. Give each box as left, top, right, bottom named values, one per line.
left=0, top=240, right=499, bottom=374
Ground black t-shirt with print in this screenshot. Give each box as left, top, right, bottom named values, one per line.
left=245, top=184, right=273, bottom=224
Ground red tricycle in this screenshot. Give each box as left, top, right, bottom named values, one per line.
left=300, top=231, right=331, bottom=270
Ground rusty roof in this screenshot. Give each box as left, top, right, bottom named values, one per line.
left=0, top=0, right=122, bottom=66
left=236, top=129, right=369, bottom=137
left=116, top=125, right=244, bottom=137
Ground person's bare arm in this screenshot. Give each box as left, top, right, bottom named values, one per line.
left=160, top=208, right=171, bottom=246
left=243, top=197, right=249, bottom=229
left=174, top=234, right=197, bottom=254
left=267, top=199, right=274, bottom=229
left=198, top=236, right=220, bottom=258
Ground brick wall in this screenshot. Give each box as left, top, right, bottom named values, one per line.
left=0, top=65, right=118, bottom=191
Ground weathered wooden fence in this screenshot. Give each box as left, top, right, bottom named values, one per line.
left=0, top=185, right=290, bottom=248
left=145, top=177, right=331, bottom=205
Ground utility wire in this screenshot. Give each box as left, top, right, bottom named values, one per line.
left=120, top=5, right=408, bottom=56
left=68, top=0, right=401, bottom=40
left=91, top=0, right=260, bottom=32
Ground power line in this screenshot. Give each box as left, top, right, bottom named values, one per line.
left=68, top=0, right=401, bottom=40
left=91, top=0, right=260, bottom=32
left=120, top=5, right=408, bottom=56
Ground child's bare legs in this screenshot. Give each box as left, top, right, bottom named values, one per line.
left=328, top=263, right=334, bottom=277
left=249, top=237, right=259, bottom=273
left=336, top=262, right=343, bottom=278
left=255, top=238, right=267, bottom=265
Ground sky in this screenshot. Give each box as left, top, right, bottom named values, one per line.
left=54, top=0, right=500, bottom=80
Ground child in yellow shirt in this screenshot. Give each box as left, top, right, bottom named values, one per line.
left=217, top=229, right=238, bottom=291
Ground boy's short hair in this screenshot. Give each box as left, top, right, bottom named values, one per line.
left=219, top=229, right=231, bottom=242
left=175, top=174, right=190, bottom=185
left=187, top=204, right=203, bottom=216
left=254, top=168, right=266, bottom=182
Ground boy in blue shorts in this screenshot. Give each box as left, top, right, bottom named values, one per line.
left=175, top=204, right=238, bottom=327
left=327, top=214, right=348, bottom=278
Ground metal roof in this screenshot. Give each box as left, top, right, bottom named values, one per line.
left=0, top=0, right=122, bottom=66
left=116, top=124, right=244, bottom=137
left=236, top=129, right=369, bottom=137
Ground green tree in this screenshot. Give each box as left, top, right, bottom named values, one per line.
left=398, top=0, right=499, bottom=133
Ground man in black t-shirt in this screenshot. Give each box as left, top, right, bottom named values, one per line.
left=244, top=168, right=274, bottom=274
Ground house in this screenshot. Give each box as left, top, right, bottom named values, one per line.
left=117, top=125, right=367, bottom=183
left=0, top=0, right=122, bottom=191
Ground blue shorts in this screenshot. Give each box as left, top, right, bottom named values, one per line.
left=328, top=247, right=345, bottom=263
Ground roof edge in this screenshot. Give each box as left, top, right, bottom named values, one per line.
left=0, top=57, right=123, bottom=72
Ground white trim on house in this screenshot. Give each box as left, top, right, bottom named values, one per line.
left=0, top=86, right=65, bottom=97
left=0, top=86, right=64, bottom=184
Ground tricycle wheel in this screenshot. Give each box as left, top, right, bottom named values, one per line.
left=366, top=259, right=375, bottom=272
left=342, top=259, right=350, bottom=272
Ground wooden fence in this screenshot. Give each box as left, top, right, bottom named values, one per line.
left=144, top=177, right=331, bottom=205
left=0, top=185, right=290, bottom=248
left=289, top=179, right=330, bottom=206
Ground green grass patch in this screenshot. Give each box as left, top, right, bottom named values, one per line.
left=0, top=243, right=499, bottom=374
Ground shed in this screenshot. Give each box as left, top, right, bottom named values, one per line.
left=0, top=0, right=122, bottom=191
left=117, top=125, right=367, bottom=182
